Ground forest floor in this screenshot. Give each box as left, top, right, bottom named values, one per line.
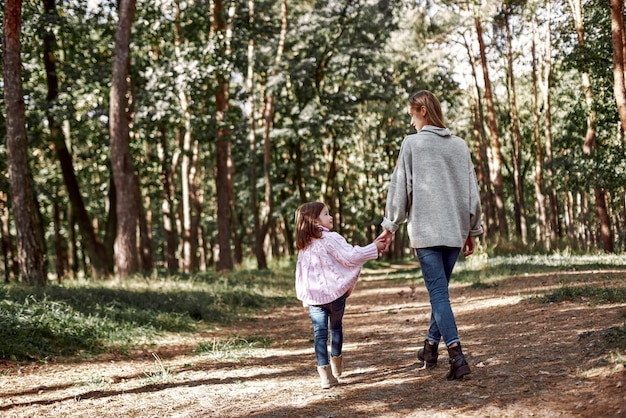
left=1, top=264, right=625, bottom=417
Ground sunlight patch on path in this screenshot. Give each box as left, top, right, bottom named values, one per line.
left=453, top=295, right=523, bottom=313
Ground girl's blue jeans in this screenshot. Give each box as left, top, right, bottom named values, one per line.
left=416, top=246, right=461, bottom=347
left=308, top=293, right=347, bottom=366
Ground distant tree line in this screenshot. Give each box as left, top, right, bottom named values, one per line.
left=1, top=0, right=625, bottom=284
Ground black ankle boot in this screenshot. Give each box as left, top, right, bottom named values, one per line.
left=417, top=339, right=438, bottom=369
left=446, top=343, right=471, bottom=380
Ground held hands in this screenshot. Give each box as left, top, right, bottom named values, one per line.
left=374, top=230, right=475, bottom=257
left=374, top=236, right=387, bottom=253
left=375, top=229, right=394, bottom=253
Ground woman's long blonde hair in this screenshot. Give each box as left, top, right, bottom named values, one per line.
left=295, top=202, right=325, bottom=250
left=409, top=90, right=446, bottom=129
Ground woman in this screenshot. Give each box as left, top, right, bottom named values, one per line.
left=378, top=90, right=483, bottom=380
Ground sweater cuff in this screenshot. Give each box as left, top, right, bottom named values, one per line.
left=363, top=242, right=381, bottom=260
left=470, top=225, right=484, bottom=236
left=381, top=217, right=399, bottom=233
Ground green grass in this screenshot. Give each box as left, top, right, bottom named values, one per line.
left=2, top=254, right=625, bottom=363
left=194, top=335, right=273, bottom=360
left=453, top=253, right=626, bottom=284
left=375, top=253, right=626, bottom=287
left=0, top=261, right=296, bottom=362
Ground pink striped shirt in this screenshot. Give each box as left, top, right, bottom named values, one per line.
left=295, top=227, right=379, bottom=306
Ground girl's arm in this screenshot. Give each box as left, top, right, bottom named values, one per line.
left=324, top=232, right=380, bottom=268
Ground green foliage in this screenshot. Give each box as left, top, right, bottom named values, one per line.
left=0, top=264, right=296, bottom=361
left=614, top=349, right=626, bottom=367
left=194, top=335, right=273, bottom=359
left=3, top=0, right=626, bottom=282
left=452, top=253, right=626, bottom=284
left=555, top=1, right=626, bottom=193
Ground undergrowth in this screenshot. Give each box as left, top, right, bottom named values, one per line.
left=194, top=335, right=273, bottom=360
left=0, top=262, right=294, bottom=362
left=536, top=286, right=626, bottom=304
left=2, top=254, right=625, bottom=363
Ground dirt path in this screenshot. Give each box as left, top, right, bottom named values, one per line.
left=1, top=265, right=625, bottom=417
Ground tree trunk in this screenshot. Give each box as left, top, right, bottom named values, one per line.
left=475, top=16, right=509, bottom=241
left=247, top=0, right=265, bottom=269
left=569, top=0, right=614, bottom=252
left=610, top=0, right=626, bottom=248
left=173, top=0, right=195, bottom=272
left=610, top=0, right=626, bottom=130
left=260, top=0, right=288, bottom=265
left=215, top=77, right=234, bottom=272
left=52, top=199, right=65, bottom=280
left=3, top=0, right=49, bottom=284
left=67, top=203, right=77, bottom=277
left=214, top=0, right=235, bottom=271
left=158, top=126, right=178, bottom=271
left=623, top=187, right=626, bottom=250
left=180, top=115, right=193, bottom=272
left=190, top=138, right=202, bottom=270
left=540, top=0, right=560, bottom=247
left=565, top=191, right=576, bottom=248
left=0, top=191, right=17, bottom=282
left=531, top=13, right=548, bottom=251
left=503, top=6, right=527, bottom=245
left=42, top=0, right=112, bottom=278
left=135, top=175, right=153, bottom=271
left=190, top=139, right=205, bottom=271
left=581, top=192, right=591, bottom=251
left=464, top=33, right=495, bottom=241
left=110, top=0, right=139, bottom=277
left=323, top=135, right=339, bottom=215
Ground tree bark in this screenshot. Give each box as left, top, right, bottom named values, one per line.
left=42, top=0, right=113, bottom=278
left=247, top=0, right=263, bottom=269
left=265, top=0, right=288, bottom=237
left=3, top=0, right=49, bottom=284
left=0, top=191, right=17, bottom=282
left=110, top=0, right=139, bottom=276
left=214, top=0, right=235, bottom=271
left=610, top=0, right=626, bottom=130
left=190, top=138, right=205, bottom=270
left=173, top=0, right=196, bottom=272
left=464, top=33, right=495, bottom=241
left=158, top=126, right=178, bottom=271
left=135, top=174, right=153, bottom=271
left=503, top=6, right=527, bottom=244
left=475, top=16, right=509, bottom=240
left=540, top=0, right=560, bottom=246
left=569, top=0, right=614, bottom=252
left=531, top=13, right=549, bottom=251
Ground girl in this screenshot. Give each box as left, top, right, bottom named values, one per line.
left=295, top=202, right=386, bottom=389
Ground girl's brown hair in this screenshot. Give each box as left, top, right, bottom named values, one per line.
left=408, top=90, right=446, bottom=129
left=295, top=202, right=325, bottom=250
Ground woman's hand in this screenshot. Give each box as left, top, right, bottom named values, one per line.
left=463, top=236, right=475, bottom=257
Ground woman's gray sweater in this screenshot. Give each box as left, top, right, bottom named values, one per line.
left=381, top=125, right=483, bottom=249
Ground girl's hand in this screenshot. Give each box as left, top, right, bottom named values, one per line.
left=376, top=229, right=393, bottom=252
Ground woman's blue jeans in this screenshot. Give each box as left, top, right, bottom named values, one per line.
left=416, top=246, right=461, bottom=347
left=308, top=293, right=347, bottom=366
